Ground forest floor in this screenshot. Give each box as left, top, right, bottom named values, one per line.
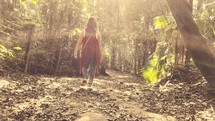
left=0, top=70, right=215, bottom=121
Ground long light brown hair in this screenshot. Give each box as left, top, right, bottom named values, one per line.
left=86, top=17, right=97, bottom=33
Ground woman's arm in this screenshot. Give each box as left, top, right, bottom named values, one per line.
left=74, top=31, right=84, bottom=59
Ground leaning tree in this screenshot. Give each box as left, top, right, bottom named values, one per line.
left=166, top=0, right=215, bottom=92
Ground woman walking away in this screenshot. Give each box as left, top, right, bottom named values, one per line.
left=74, top=17, right=103, bottom=87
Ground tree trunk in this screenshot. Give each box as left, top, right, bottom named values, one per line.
left=174, top=36, right=179, bottom=65
left=24, top=26, right=34, bottom=74
left=110, top=41, right=116, bottom=69
left=54, top=41, right=63, bottom=75
left=142, top=41, right=148, bottom=66
left=166, top=0, right=215, bottom=90
left=134, top=39, right=138, bottom=75
left=184, top=0, right=193, bottom=67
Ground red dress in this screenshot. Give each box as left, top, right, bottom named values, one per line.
left=80, top=33, right=101, bottom=73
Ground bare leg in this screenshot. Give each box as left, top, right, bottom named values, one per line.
left=87, top=60, right=96, bottom=87
left=82, top=68, right=88, bottom=85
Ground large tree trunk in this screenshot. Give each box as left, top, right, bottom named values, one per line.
left=166, top=0, right=215, bottom=91
left=184, top=0, right=193, bottom=67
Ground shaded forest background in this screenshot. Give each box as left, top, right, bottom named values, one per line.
left=0, top=0, right=214, bottom=83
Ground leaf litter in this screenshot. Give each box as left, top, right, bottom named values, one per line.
left=0, top=70, right=214, bottom=121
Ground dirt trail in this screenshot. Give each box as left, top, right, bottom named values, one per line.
left=0, top=70, right=175, bottom=121
left=0, top=70, right=214, bottom=121
left=92, top=71, right=176, bottom=121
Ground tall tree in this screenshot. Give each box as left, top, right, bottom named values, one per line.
left=166, top=0, right=215, bottom=92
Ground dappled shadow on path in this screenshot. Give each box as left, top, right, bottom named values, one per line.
left=0, top=70, right=214, bottom=120
left=142, top=68, right=215, bottom=121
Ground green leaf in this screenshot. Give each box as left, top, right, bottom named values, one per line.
left=82, top=0, right=88, bottom=12
left=142, top=55, right=159, bottom=84
left=154, top=16, right=168, bottom=29
left=19, top=0, right=39, bottom=5
left=0, top=53, right=5, bottom=59
left=0, top=44, right=14, bottom=58
left=143, top=67, right=158, bottom=83
left=7, top=50, right=14, bottom=57
left=72, top=28, right=81, bottom=36
left=0, top=44, right=8, bottom=53
left=160, top=55, right=167, bottom=61
left=13, top=46, right=22, bottom=51
left=19, top=0, right=25, bottom=5
left=104, top=47, right=111, bottom=57
left=29, top=0, right=39, bottom=4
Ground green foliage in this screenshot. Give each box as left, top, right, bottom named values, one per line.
left=20, top=0, right=39, bottom=5
left=0, top=44, right=14, bottom=60
left=13, top=46, right=22, bottom=51
left=142, top=55, right=159, bottom=83
left=153, top=15, right=177, bottom=32
left=154, top=16, right=168, bottom=29
left=29, top=0, right=39, bottom=4
left=19, top=0, right=25, bottom=5
left=71, top=28, right=81, bottom=36
left=1, top=0, right=213, bottom=76
left=142, top=53, right=174, bottom=84
left=82, top=0, right=88, bottom=12
left=196, top=1, right=215, bottom=39
left=104, top=47, right=111, bottom=57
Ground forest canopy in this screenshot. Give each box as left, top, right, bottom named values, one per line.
left=0, top=0, right=214, bottom=84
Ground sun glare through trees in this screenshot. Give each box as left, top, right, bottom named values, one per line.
left=0, top=0, right=215, bottom=120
